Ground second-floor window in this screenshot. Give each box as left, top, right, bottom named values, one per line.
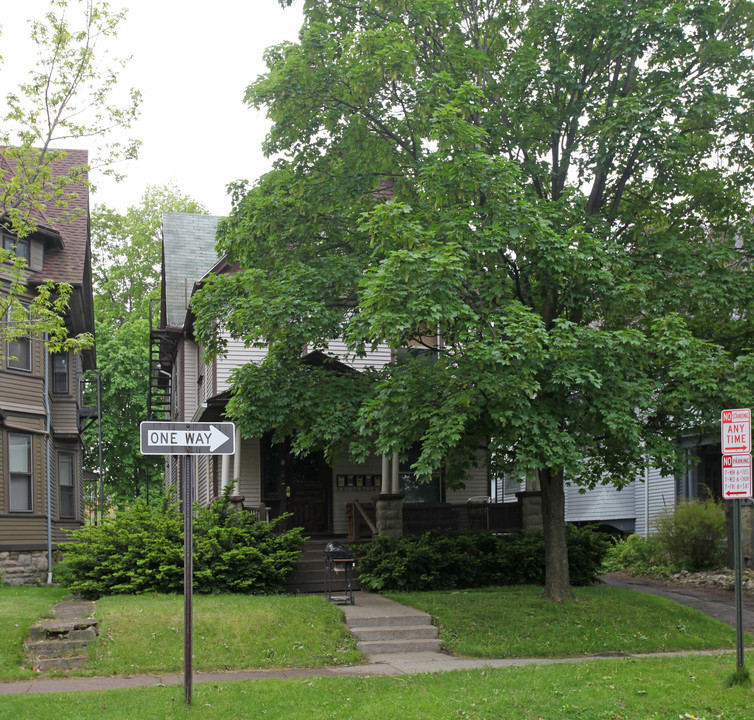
left=8, top=433, right=33, bottom=512
left=53, top=353, right=69, bottom=393
left=2, top=233, right=30, bottom=264
left=6, top=305, right=31, bottom=372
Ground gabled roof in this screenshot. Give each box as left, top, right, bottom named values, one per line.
left=161, top=212, right=223, bottom=328
left=1, top=148, right=91, bottom=287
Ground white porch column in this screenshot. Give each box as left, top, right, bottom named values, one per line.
left=221, top=454, right=232, bottom=491
left=233, top=428, right=242, bottom=488
left=381, top=453, right=390, bottom=495
left=391, top=452, right=400, bottom=495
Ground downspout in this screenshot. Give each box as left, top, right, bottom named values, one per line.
left=643, top=454, right=650, bottom=538
left=44, top=337, right=53, bottom=584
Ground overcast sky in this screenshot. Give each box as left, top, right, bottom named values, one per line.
left=1, top=0, right=305, bottom=216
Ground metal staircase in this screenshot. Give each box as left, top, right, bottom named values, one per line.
left=147, top=298, right=181, bottom=420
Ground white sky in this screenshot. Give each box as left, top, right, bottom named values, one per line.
left=0, top=0, right=305, bottom=216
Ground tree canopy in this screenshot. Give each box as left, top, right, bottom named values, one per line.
left=88, top=184, right=207, bottom=508
left=193, top=0, right=754, bottom=600
left=1, top=0, right=140, bottom=357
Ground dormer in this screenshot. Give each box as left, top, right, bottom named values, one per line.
left=2, top=224, right=63, bottom=274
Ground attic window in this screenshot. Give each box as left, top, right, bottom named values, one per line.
left=2, top=232, right=30, bottom=264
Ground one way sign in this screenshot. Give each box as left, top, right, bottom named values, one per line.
left=140, top=421, right=236, bottom=455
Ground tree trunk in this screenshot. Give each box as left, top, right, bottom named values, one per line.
left=539, top=467, right=572, bottom=602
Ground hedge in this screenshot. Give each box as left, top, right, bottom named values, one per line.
left=356, top=525, right=610, bottom=592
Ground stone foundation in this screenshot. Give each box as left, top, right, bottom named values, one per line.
left=376, top=494, right=404, bottom=539
left=0, top=550, right=50, bottom=586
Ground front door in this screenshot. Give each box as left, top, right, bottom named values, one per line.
left=261, top=434, right=331, bottom=534
left=287, top=449, right=330, bottom=534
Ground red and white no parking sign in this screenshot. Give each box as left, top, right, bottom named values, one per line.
left=722, top=409, right=752, bottom=500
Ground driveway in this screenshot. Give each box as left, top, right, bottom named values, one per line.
left=600, top=573, right=754, bottom=633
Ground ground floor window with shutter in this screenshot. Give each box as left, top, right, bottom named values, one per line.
left=59, top=452, right=75, bottom=519
left=9, top=433, right=32, bottom=512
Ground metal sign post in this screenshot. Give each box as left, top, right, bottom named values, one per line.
left=184, top=455, right=193, bottom=706
left=139, top=420, right=235, bottom=706
left=721, top=408, right=752, bottom=675
left=733, top=497, right=745, bottom=671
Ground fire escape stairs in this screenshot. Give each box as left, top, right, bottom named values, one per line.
left=148, top=300, right=182, bottom=421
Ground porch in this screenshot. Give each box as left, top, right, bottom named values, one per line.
left=346, top=500, right=524, bottom=541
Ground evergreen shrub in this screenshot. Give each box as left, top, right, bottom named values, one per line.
left=57, top=495, right=305, bottom=598
left=356, top=525, right=609, bottom=592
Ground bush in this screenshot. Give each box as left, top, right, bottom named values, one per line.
left=57, top=495, right=306, bottom=598
left=601, top=533, right=671, bottom=577
left=356, top=525, right=609, bottom=592
left=653, top=498, right=727, bottom=572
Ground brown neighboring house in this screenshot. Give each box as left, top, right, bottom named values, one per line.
left=0, top=149, right=95, bottom=585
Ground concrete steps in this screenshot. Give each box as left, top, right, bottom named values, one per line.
left=342, top=592, right=444, bottom=657
left=24, top=597, right=98, bottom=672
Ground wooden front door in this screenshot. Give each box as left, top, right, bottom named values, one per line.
left=287, top=449, right=330, bottom=534
left=261, top=434, right=331, bottom=534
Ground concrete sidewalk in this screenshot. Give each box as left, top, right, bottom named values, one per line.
left=0, top=584, right=746, bottom=696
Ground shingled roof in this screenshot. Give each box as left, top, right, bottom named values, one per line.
left=161, top=212, right=223, bottom=329
left=1, top=148, right=91, bottom=287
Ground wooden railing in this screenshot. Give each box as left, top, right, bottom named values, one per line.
left=352, top=500, right=377, bottom=543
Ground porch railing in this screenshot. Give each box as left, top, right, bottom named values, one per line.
left=347, top=501, right=523, bottom=539
left=403, top=502, right=523, bottom=536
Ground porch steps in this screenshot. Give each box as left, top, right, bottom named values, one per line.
left=342, top=593, right=444, bottom=657
left=24, top=597, right=98, bottom=672
left=285, top=539, right=362, bottom=594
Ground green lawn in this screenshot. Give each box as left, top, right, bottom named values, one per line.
left=87, top=593, right=362, bottom=676
left=2, top=654, right=753, bottom=719
left=0, top=585, right=68, bottom=681
left=388, top=586, right=746, bottom=657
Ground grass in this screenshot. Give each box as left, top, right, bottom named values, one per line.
left=0, top=585, right=68, bottom=681
left=387, top=586, right=747, bottom=657
left=2, top=654, right=754, bottom=719
left=86, top=593, right=362, bottom=676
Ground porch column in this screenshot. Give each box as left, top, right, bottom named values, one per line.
left=233, top=428, right=242, bottom=487
left=221, top=454, right=232, bottom=491
left=376, top=451, right=404, bottom=539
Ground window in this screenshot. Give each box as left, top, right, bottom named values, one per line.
left=9, top=433, right=32, bottom=512
left=399, top=444, right=442, bottom=503
left=2, top=233, right=30, bottom=264
left=6, top=304, right=31, bottom=371
left=53, top=353, right=69, bottom=393
left=59, top=453, right=75, bottom=518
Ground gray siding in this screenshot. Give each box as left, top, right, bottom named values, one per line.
left=564, top=479, right=636, bottom=523
left=634, top=466, right=676, bottom=536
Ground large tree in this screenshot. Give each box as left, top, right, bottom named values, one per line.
left=193, top=0, right=754, bottom=600
left=1, top=0, right=140, bottom=354
left=88, top=185, right=206, bottom=507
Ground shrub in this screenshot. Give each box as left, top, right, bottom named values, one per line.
left=57, top=495, right=306, bottom=598
left=652, top=498, right=727, bottom=572
left=602, top=533, right=671, bottom=577
left=356, top=525, right=609, bottom=592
